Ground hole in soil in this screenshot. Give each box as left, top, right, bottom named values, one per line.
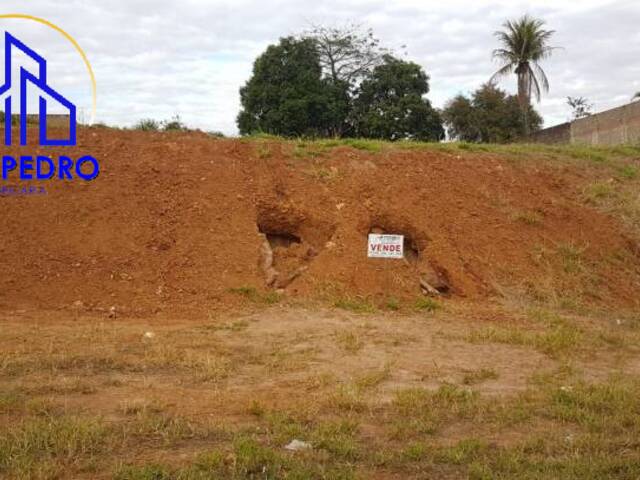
left=262, top=231, right=301, bottom=249
left=257, top=211, right=317, bottom=289
left=403, top=236, right=420, bottom=265
left=431, top=266, right=452, bottom=294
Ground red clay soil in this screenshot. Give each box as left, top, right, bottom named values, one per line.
left=0, top=127, right=639, bottom=316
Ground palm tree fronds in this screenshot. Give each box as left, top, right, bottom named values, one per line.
left=528, top=64, right=542, bottom=102
left=531, top=62, right=550, bottom=93
left=489, top=63, right=514, bottom=84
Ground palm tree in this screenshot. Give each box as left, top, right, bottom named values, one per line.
left=490, top=15, right=556, bottom=135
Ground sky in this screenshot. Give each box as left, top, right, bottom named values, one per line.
left=1, top=0, right=639, bottom=135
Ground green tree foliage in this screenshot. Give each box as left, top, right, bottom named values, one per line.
left=237, top=37, right=337, bottom=137
left=490, top=15, right=556, bottom=134
left=353, top=55, right=444, bottom=141
left=237, top=33, right=443, bottom=141
left=442, top=83, right=542, bottom=143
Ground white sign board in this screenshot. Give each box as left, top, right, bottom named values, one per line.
left=368, top=234, right=404, bottom=259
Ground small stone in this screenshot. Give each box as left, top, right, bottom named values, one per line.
left=143, top=331, right=155, bottom=339
left=284, top=439, right=311, bottom=451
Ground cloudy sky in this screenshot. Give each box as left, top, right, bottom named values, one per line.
left=2, top=0, right=639, bottom=135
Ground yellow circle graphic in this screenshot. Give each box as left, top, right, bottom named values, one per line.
left=0, top=13, right=97, bottom=124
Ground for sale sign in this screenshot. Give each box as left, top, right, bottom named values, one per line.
left=368, top=234, right=404, bottom=259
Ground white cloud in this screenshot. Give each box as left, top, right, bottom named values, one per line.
left=0, top=0, right=637, bottom=133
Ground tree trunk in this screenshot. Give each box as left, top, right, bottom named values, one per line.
left=517, top=67, right=531, bottom=137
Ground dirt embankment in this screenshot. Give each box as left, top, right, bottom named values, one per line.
left=0, top=128, right=638, bottom=315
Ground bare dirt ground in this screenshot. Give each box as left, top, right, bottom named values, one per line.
left=1, top=128, right=639, bottom=315
left=1, top=129, right=640, bottom=478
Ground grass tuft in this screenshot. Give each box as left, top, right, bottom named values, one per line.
left=333, top=296, right=376, bottom=314
left=414, top=297, right=441, bottom=313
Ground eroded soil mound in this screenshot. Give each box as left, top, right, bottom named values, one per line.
left=1, top=128, right=639, bottom=314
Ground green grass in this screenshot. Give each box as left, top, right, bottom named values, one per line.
left=0, top=416, right=107, bottom=477
left=393, top=385, right=480, bottom=425
left=114, top=435, right=356, bottom=479
left=465, top=320, right=582, bottom=358
left=228, top=286, right=282, bottom=305
left=333, top=296, right=376, bottom=313
left=583, top=181, right=616, bottom=203
left=617, top=164, right=638, bottom=179
left=414, top=297, right=441, bottom=312
left=293, top=141, right=328, bottom=159
left=385, top=297, right=401, bottom=311
left=433, top=438, right=489, bottom=465
left=235, top=134, right=640, bottom=165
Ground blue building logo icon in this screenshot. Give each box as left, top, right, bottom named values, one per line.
left=0, top=31, right=76, bottom=146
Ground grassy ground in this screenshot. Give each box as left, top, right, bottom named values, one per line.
left=1, top=297, right=639, bottom=479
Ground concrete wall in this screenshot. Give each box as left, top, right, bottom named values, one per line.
left=531, top=101, right=640, bottom=145
left=530, top=121, right=571, bottom=144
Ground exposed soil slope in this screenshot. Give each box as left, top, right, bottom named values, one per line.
left=1, top=128, right=638, bottom=314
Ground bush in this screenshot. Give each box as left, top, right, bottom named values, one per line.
left=133, top=119, right=160, bottom=131
left=162, top=115, right=187, bottom=131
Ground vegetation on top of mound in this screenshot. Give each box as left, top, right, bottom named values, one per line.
left=236, top=28, right=443, bottom=141
left=132, top=115, right=194, bottom=132
left=235, top=15, right=560, bottom=143
left=442, top=83, right=543, bottom=142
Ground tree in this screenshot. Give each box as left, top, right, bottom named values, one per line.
left=353, top=55, right=444, bottom=141
left=305, top=23, right=389, bottom=85
left=302, top=24, right=391, bottom=136
left=441, top=95, right=479, bottom=141
left=490, top=15, right=556, bottom=134
left=567, top=96, right=592, bottom=119
left=442, top=83, right=542, bottom=143
left=632, top=92, right=640, bottom=101
left=237, top=37, right=336, bottom=137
